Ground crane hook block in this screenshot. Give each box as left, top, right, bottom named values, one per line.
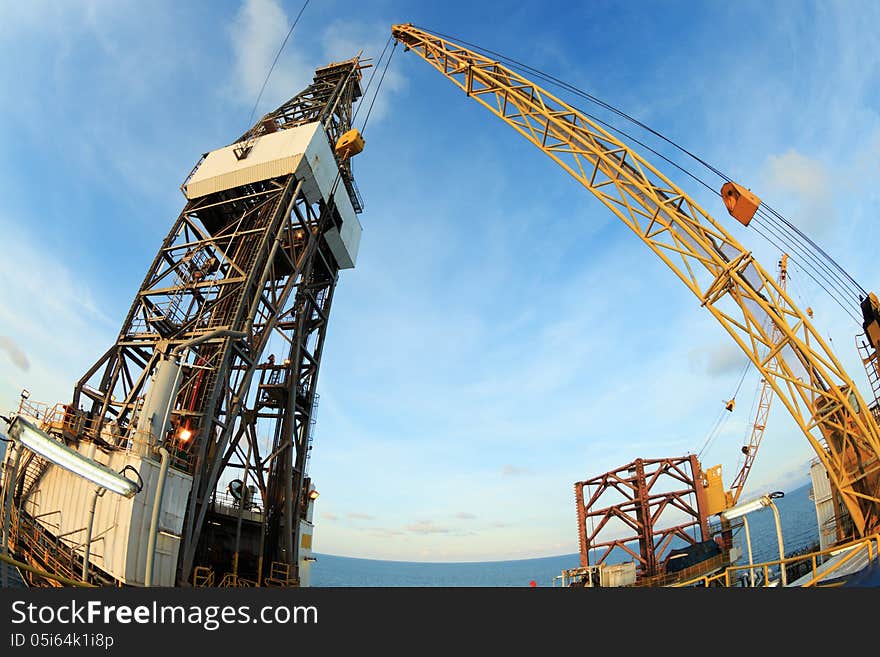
left=721, top=182, right=761, bottom=226
left=335, top=129, right=365, bottom=161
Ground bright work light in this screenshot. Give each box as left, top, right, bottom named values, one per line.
left=7, top=415, right=139, bottom=498
left=720, top=497, right=769, bottom=521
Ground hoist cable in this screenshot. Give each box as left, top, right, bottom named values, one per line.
left=359, top=40, right=398, bottom=135
left=411, top=24, right=735, bottom=183
left=245, top=0, right=311, bottom=131
left=698, top=358, right=752, bottom=458
left=352, top=35, right=394, bottom=124
left=405, top=25, right=867, bottom=317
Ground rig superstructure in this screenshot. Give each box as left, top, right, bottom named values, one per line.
left=1, top=57, right=367, bottom=587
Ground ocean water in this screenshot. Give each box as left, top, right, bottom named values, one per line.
left=311, top=483, right=819, bottom=587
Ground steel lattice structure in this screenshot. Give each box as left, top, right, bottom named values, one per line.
left=574, top=456, right=710, bottom=577
left=728, top=255, right=789, bottom=505
left=66, top=58, right=365, bottom=585
left=392, top=24, right=880, bottom=537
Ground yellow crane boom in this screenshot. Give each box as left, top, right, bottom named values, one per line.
left=391, top=23, right=880, bottom=536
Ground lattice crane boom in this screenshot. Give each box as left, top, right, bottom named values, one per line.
left=728, top=254, right=788, bottom=505
left=392, top=23, right=880, bottom=536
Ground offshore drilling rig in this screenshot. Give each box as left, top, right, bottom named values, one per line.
left=0, top=57, right=367, bottom=587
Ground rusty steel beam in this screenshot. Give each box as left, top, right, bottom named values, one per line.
left=574, top=456, right=711, bottom=578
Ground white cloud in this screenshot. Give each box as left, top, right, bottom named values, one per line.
left=689, top=342, right=747, bottom=378
left=0, top=220, right=116, bottom=412
left=764, top=149, right=834, bottom=235
left=501, top=464, right=533, bottom=477
left=0, top=337, right=30, bottom=371
left=368, top=528, right=405, bottom=539
left=227, top=0, right=313, bottom=116
left=404, top=520, right=451, bottom=535
left=320, top=19, right=407, bottom=126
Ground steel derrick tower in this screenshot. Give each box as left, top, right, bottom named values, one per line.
left=22, top=58, right=366, bottom=586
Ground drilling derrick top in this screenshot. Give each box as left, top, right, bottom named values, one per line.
left=1, top=57, right=368, bottom=588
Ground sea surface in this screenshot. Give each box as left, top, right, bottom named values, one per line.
left=311, top=482, right=820, bottom=587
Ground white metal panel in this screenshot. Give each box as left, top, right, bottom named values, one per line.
left=297, top=123, right=361, bottom=269
left=600, top=561, right=636, bottom=587
left=810, top=460, right=833, bottom=502
left=298, top=519, right=314, bottom=588
left=25, top=445, right=192, bottom=586
left=123, top=461, right=191, bottom=586
left=27, top=449, right=133, bottom=579
left=809, top=459, right=837, bottom=552
left=183, top=123, right=321, bottom=200
left=154, top=532, right=180, bottom=586
left=815, top=498, right=837, bottom=552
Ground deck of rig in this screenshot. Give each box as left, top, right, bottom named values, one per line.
left=0, top=58, right=367, bottom=587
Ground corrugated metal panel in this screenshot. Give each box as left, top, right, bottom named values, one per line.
left=27, top=446, right=192, bottom=586
left=183, top=123, right=321, bottom=199
left=816, top=498, right=837, bottom=551
left=810, top=460, right=833, bottom=502
left=186, top=155, right=301, bottom=199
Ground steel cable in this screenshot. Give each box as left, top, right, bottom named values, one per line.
left=359, top=40, right=398, bottom=135
left=245, top=0, right=311, bottom=131
left=406, top=25, right=866, bottom=321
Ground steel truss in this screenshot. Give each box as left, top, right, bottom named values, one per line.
left=69, top=59, right=364, bottom=585
left=574, top=456, right=710, bottom=578
left=392, top=24, right=880, bottom=536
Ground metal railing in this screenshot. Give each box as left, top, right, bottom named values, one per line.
left=671, top=532, right=880, bottom=587
left=15, top=398, right=195, bottom=475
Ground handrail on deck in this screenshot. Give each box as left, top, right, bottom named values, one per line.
left=671, top=532, right=880, bottom=587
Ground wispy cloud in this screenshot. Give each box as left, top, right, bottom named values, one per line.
left=0, top=220, right=116, bottom=410
left=0, top=337, right=29, bottom=371
left=319, top=19, right=407, bottom=126
left=321, top=512, right=339, bottom=522
left=404, top=520, right=451, bottom=535
left=501, top=464, right=533, bottom=477
left=455, top=512, right=476, bottom=520
left=369, top=528, right=405, bottom=539
left=227, top=0, right=312, bottom=115
left=763, top=149, right=834, bottom=236
left=347, top=512, right=374, bottom=520
left=689, top=342, right=747, bottom=378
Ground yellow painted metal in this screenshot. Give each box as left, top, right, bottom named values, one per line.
left=392, top=23, right=880, bottom=536
left=0, top=552, right=96, bottom=588
left=721, top=181, right=761, bottom=226
left=335, top=128, right=365, bottom=161
left=703, top=464, right=732, bottom=516
left=670, top=532, right=880, bottom=587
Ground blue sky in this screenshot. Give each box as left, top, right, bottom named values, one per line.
left=0, top=0, right=878, bottom=562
